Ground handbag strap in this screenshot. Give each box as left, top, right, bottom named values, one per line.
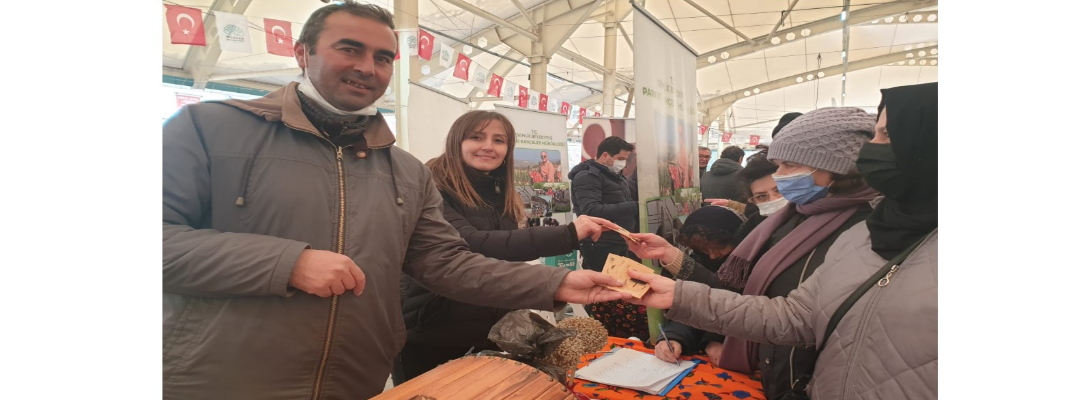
left=792, top=230, right=934, bottom=392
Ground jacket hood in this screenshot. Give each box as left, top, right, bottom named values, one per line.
left=222, top=81, right=396, bottom=150
left=708, top=158, right=743, bottom=176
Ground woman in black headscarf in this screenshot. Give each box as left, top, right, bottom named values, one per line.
left=621, top=82, right=939, bottom=400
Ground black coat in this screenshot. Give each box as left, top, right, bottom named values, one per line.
left=400, top=170, right=578, bottom=348
left=569, top=160, right=638, bottom=244
left=700, top=158, right=747, bottom=202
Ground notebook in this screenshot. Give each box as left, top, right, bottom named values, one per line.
left=574, top=347, right=700, bottom=395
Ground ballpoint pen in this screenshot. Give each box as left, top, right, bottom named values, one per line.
left=658, top=323, right=681, bottom=366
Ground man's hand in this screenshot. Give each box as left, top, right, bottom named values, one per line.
left=623, top=270, right=676, bottom=309
left=554, top=270, right=633, bottom=304
left=289, top=249, right=366, bottom=297
left=572, top=215, right=623, bottom=241
left=704, top=341, right=723, bottom=366
left=625, top=233, right=678, bottom=262
left=655, top=340, right=683, bottom=364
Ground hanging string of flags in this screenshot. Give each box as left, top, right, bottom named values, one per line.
left=163, top=4, right=601, bottom=119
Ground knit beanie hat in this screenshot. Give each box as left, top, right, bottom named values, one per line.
left=767, top=107, right=874, bottom=175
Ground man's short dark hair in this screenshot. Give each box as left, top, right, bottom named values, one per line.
left=299, top=1, right=395, bottom=55
left=698, top=146, right=710, bottom=152
left=720, top=146, right=745, bottom=162
left=597, top=136, right=634, bottom=157
left=771, top=112, right=803, bottom=139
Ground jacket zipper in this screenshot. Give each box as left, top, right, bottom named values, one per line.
left=789, top=248, right=818, bottom=389
left=284, top=120, right=347, bottom=400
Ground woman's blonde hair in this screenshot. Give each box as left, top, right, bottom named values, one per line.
left=426, top=111, right=526, bottom=221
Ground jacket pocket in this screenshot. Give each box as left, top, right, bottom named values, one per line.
left=162, top=297, right=213, bottom=379
left=415, top=293, right=449, bottom=329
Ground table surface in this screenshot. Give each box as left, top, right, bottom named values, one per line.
left=572, top=337, right=766, bottom=400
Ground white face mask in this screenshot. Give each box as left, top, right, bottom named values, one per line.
left=757, top=196, right=789, bottom=216
left=296, top=46, right=379, bottom=116
left=610, top=159, right=627, bottom=173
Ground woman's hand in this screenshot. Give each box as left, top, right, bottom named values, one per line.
left=704, top=341, right=723, bottom=366
left=623, top=270, right=676, bottom=309
left=655, top=340, right=683, bottom=364
left=625, top=233, right=678, bottom=262
left=572, top=215, right=621, bottom=241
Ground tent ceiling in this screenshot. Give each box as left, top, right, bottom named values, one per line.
left=162, top=0, right=938, bottom=131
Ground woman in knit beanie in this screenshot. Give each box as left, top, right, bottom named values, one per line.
left=623, top=107, right=881, bottom=399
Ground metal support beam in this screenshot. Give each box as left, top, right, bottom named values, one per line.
left=208, top=68, right=299, bottom=82
left=444, top=0, right=539, bottom=41
left=394, top=1, right=420, bottom=151
left=766, top=0, right=800, bottom=44
left=541, top=0, right=603, bottom=57
left=164, top=66, right=281, bottom=93
left=617, top=24, right=634, bottom=49
left=701, top=46, right=938, bottom=125
left=181, top=0, right=253, bottom=89
left=510, top=0, right=537, bottom=33
left=696, top=0, right=938, bottom=69
left=622, top=87, right=634, bottom=118
left=682, top=0, right=753, bottom=45
left=602, top=0, right=619, bottom=116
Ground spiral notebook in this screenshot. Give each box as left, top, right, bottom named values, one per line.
left=574, top=347, right=700, bottom=395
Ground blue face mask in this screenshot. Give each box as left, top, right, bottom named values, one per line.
left=772, top=169, right=830, bottom=205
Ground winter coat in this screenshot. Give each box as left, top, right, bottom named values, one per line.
left=700, top=158, right=747, bottom=202
left=569, top=160, right=637, bottom=244
left=400, top=169, right=579, bottom=347
left=162, top=82, right=571, bottom=400
left=667, top=223, right=938, bottom=400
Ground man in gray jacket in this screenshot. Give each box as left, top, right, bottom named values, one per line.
left=700, top=145, right=748, bottom=202
left=162, top=3, right=626, bottom=399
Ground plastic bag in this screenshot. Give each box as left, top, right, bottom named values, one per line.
left=487, top=310, right=576, bottom=358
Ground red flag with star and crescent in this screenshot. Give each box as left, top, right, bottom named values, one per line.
left=699, top=125, right=709, bottom=136
left=165, top=5, right=207, bottom=46
left=579, top=107, right=587, bottom=124
left=750, top=135, right=761, bottom=146
left=518, top=85, right=529, bottom=108
left=418, top=29, right=435, bottom=61
left=560, top=102, right=571, bottom=116
left=538, top=93, right=549, bottom=111
left=263, top=19, right=294, bottom=57
left=453, top=53, right=471, bottom=80
left=487, top=74, right=504, bottom=97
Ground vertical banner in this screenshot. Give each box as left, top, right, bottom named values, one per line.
left=406, top=82, right=469, bottom=164
left=633, top=2, right=700, bottom=341
left=495, top=104, right=575, bottom=268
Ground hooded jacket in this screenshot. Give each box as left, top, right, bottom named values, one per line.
left=162, top=82, right=570, bottom=400
left=568, top=159, right=637, bottom=244
left=700, top=158, right=747, bottom=202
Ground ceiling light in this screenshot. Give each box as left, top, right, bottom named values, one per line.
left=898, top=15, right=908, bottom=23
left=708, top=56, right=717, bottom=63
left=913, top=15, right=923, bottom=22
left=753, top=88, right=760, bottom=94
left=885, top=16, right=895, bottom=23
left=771, top=37, right=781, bottom=45
left=927, top=14, right=937, bottom=22
left=421, top=65, right=431, bottom=75
left=721, top=52, right=729, bottom=59
left=906, top=53, right=914, bottom=58
left=930, top=48, right=938, bottom=55
left=477, top=37, right=488, bottom=47
left=744, top=91, right=751, bottom=96
left=930, top=60, right=937, bottom=66
left=802, top=29, right=812, bottom=36
left=796, top=77, right=804, bottom=83
left=909, top=59, right=917, bottom=65
left=786, top=33, right=796, bottom=40
left=817, top=71, right=825, bottom=78
left=918, top=50, right=926, bottom=57
left=463, top=45, right=473, bottom=55
left=807, top=74, right=814, bottom=80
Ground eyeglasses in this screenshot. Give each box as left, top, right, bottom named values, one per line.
left=750, top=187, right=780, bottom=203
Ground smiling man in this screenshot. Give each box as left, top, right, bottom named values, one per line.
left=161, top=2, right=629, bottom=400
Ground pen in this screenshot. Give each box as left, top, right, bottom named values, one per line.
left=657, top=324, right=680, bottom=366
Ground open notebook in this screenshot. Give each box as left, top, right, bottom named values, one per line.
left=574, top=347, right=700, bottom=395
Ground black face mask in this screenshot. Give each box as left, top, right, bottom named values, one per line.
left=690, top=250, right=727, bottom=273
left=855, top=142, right=909, bottom=200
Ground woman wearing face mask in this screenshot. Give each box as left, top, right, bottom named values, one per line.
left=629, top=107, right=879, bottom=399
left=623, top=83, right=938, bottom=400
left=393, top=111, right=619, bottom=384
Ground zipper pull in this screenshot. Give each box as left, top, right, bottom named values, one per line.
left=877, top=265, right=899, bottom=287
left=336, top=146, right=344, bottom=161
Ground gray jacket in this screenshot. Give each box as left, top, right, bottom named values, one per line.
left=667, top=223, right=937, bottom=400
left=162, top=82, right=569, bottom=400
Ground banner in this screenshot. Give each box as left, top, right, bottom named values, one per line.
left=165, top=5, right=206, bottom=46
left=527, top=89, right=540, bottom=110
left=438, top=42, right=455, bottom=67
left=518, top=85, right=529, bottom=108
left=470, top=62, right=490, bottom=90
left=488, top=73, right=504, bottom=97
left=749, top=135, right=761, bottom=146
left=213, top=12, right=253, bottom=53
left=453, top=53, right=471, bottom=80
left=417, top=29, right=435, bottom=60
left=633, top=3, right=700, bottom=252
left=494, top=105, right=571, bottom=222
left=406, top=82, right=469, bottom=164
left=176, top=93, right=201, bottom=109
left=263, top=19, right=294, bottom=57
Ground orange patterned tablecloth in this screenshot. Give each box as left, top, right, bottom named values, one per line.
left=571, top=337, right=766, bottom=400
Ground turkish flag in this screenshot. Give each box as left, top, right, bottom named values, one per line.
left=453, top=53, right=471, bottom=80
left=263, top=19, right=293, bottom=57
left=165, top=5, right=206, bottom=46
left=560, top=102, right=571, bottom=116
left=723, top=132, right=733, bottom=142
left=518, top=86, right=529, bottom=108
left=539, top=93, right=549, bottom=111
left=594, top=112, right=602, bottom=117
left=749, top=135, right=761, bottom=146
left=487, top=74, right=504, bottom=97
left=579, top=108, right=587, bottom=124
left=418, top=29, right=435, bottom=61
left=699, top=125, right=709, bottom=136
